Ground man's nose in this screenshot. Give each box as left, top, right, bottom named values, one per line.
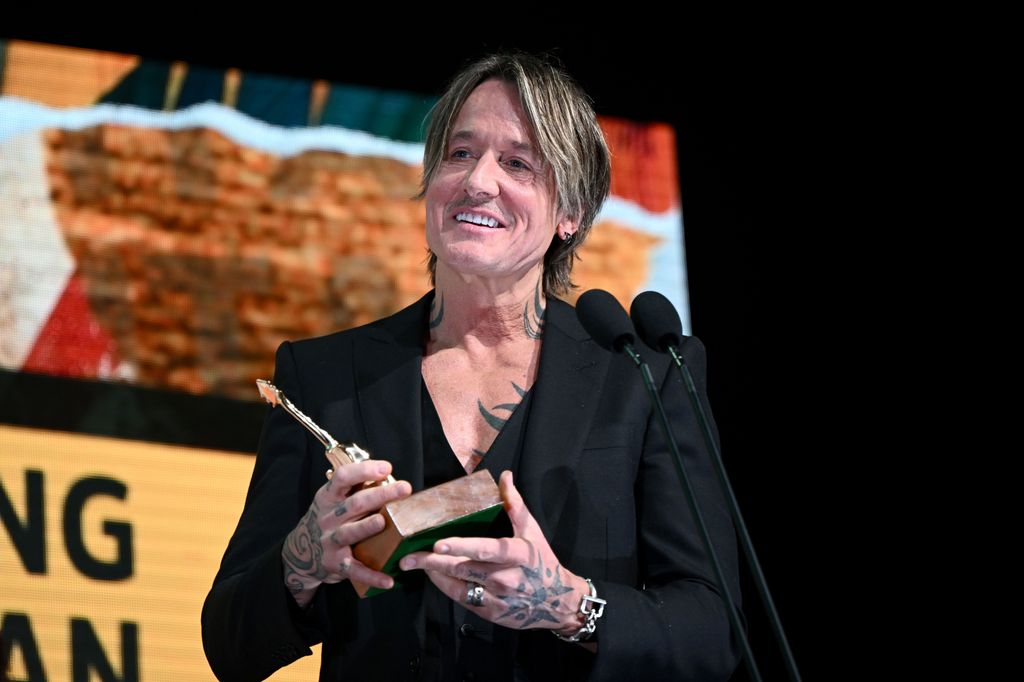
left=463, top=152, right=501, bottom=199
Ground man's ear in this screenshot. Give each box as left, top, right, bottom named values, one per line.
left=557, top=217, right=579, bottom=241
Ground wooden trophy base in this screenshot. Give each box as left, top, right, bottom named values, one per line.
left=351, top=469, right=504, bottom=597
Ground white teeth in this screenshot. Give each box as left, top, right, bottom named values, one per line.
left=455, top=212, right=499, bottom=228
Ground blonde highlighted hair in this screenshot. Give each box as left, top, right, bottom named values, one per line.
left=418, top=52, right=611, bottom=295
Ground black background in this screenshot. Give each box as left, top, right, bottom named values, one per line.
left=4, top=21, right=864, bottom=679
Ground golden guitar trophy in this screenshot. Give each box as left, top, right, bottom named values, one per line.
left=257, top=379, right=504, bottom=597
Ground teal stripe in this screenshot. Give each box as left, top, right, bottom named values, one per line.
left=97, top=57, right=436, bottom=141
left=237, top=72, right=311, bottom=128
left=0, top=40, right=8, bottom=93
left=99, top=60, right=172, bottom=109
left=322, top=84, right=436, bottom=143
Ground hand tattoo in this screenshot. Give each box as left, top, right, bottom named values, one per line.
left=495, top=554, right=574, bottom=628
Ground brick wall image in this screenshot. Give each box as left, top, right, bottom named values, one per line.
left=41, top=124, right=660, bottom=401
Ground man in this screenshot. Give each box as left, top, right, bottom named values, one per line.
left=203, top=51, right=740, bottom=681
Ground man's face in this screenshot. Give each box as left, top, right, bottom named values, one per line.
left=425, top=79, right=567, bottom=285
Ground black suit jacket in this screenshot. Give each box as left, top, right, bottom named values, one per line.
left=202, top=292, right=740, bottom=681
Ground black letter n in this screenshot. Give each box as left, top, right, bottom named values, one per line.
left=0, top=470, right=46, bottom=573
left=71, top=618, right=138, bottom=682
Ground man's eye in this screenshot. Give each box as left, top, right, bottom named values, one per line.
left=507, top=159, right=530, bottom=170
left=450, top=149, right=471, bottom=159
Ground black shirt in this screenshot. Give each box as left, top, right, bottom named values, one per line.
left=419, top=378, right=533, bottom=682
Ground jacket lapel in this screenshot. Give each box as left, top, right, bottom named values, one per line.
left=517, top=297, right=609, bottom=543
left=353, top=293, right=433, bottom=491
left=352, top=292, right=608, bottom=535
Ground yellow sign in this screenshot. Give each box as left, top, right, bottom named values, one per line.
left=1, top=424, right=320, bottom=680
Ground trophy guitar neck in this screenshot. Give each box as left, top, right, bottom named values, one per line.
left=256, top=379, right=395, bottom=485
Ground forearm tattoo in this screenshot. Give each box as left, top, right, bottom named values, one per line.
left=495, top=554, right=575, bottom=628
left=282, top=500, right=328, bottom=595
left=523, top=281, right=546, bottom=340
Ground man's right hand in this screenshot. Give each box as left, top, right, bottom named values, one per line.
left=282, top=460, right=412, bottom=607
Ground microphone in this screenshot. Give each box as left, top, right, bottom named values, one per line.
left=575, top=289, right=761, bottom=682
left=630, top=289, right=683, bottom=353
left=576, top=289, right=639, bottom=358
left=630, top=291, right=802, bottom=682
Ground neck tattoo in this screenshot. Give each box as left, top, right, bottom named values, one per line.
left=429, top=294, right=444, bottom=330
left=523, top=281, right=546, bottom=340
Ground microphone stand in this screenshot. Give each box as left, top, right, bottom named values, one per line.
left=666, top=345, right=802, bottom=682
left=620, top=343, right=763, bottom=682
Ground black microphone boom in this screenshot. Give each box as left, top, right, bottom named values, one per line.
left=575, top=289, right=762, bottom=682
left=630, top=290, right=802, bottom=682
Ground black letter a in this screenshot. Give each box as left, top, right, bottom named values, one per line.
left=71, top=619, right=138, bottom=682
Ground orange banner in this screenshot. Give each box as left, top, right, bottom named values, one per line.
left=0, top=424, right=319, bottom=680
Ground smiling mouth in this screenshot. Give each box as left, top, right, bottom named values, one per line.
left=455, top=212, right=503, bottom=229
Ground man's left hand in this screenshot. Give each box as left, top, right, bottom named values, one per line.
left=399, top=470, right=587, bottom=635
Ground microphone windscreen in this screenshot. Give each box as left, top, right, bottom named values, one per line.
left=630, top=290, right=683, bottom=352
left=576, top=289, right=636, bottom=352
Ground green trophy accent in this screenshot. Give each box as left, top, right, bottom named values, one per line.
left=353, top=470, right=505, bottom=597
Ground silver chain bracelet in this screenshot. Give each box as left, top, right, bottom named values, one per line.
left=553, top=578, right=606, bottom=643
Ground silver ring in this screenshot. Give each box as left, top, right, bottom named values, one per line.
left=465, top=582, right=485, bottom=607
